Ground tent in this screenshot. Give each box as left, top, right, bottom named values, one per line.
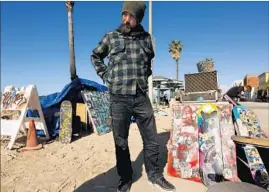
left=34, top=78, right=108, bottom=138
left=40, top=78, right=107, bottom=108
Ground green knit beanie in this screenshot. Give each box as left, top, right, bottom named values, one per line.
left=122, top=1, right=146, bottom=23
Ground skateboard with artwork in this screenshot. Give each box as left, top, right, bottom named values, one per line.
left=233, top=105, right=268, bottom=138
left=59, top=100, right=73, bottom=144
left=223, top=94, right=267, bottom=138
left=217, top=104, right=239, bottom=182
left=197, top=103, right=224, bottom=186
left=167, top=104, right=201, bottom=182
left=81, top=90, right=111, bottom=135
left=244, top=145, right=269, bottom=190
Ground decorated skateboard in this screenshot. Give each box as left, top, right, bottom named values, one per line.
left=217, top=104, right=239, bottom=182
left=233, top=105, right=268, bottom=138
left=223, top=94, right=267, bottom=138
left=59, top=100, right=73, bottom=144
left=244, top=145, right=269, bottom=190
left=168, top=102, right=238, bottom=184
left=167, top=104, right=200, bottom=182
left=197, top=103, right=224, bottom=186
left=81, top=90, right=111, bottom=135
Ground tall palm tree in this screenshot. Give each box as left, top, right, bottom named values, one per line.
left=169, top=40, right=183, bottom=81
left=65, top=1, right=78, bottom=81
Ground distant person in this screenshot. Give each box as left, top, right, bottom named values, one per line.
left=164, top=94, right=169, bottom=106
left=90, top=1, right=175, bottom=192
left=262, top=91, right=268, bottom=101
left=224, top=85, right=251, bottom=124
left=224, top=85, right=252, bottom=104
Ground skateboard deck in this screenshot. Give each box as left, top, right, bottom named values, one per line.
left=244, top=145, right=269, bottom=190
left=223, top=94, right=267, bottom=138
left=59, top=100, right=73, bottom=144
left=81, top=90, right=111, bottom=135
left=168, top=102, right=238, bottom=184
left=233, top=105, right=268, bottom=138
left=197, top=103, right=224, bottom=186
left=167, top=104, right=200, bottom=182
left=232, top=135, right=269, bottom=147
left=217, top=104, right=239, bottom=182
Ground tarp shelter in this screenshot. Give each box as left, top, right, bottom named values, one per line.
left=33, top=78, right=108, bottom=138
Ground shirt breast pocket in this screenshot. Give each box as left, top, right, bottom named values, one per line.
left=109, top=44, right=126, bottom=64
left=139, top=41, right=154, bottom=63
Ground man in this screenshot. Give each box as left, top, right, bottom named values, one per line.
left=224, top=85, right=252, bottom=124
left=91, top=1, right=176, bottom=192
left=224, top=85, right=252, bottom=104
left=164, top=94, right=169, bottom=106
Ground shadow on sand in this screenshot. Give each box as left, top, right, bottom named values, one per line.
left=74, top=131, right=170, bottom=192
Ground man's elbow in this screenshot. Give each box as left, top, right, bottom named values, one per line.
left=90, top=52, right=99, bottom=65
left=90, top=50, right=97, bottom=60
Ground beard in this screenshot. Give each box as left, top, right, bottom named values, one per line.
left=122, top=22, right=132, bottom=33
left=125, top=22, right=131, bottom=28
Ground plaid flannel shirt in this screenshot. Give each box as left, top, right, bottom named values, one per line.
left=91, top=27, right=155, bottom=95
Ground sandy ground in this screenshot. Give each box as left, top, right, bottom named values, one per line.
left=1, top=106, right=206, bottom=192
left=1, top=102, right=268, bottom=192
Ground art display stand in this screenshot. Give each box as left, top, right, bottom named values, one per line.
left=1, top=85, right=50, bottom=149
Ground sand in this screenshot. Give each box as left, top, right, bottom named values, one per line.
left=1, top=107, right=207, bottom=192
left=2, top=101, right=268, bottom=192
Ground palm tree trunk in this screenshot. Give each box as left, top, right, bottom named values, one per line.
left=66, top=1, right=77, bottom=81
left=176, top=60, right=179, bottom=81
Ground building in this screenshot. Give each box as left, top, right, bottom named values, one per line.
left=153, top=76, right=184, bottom=104
left=243, top=74, right=259, bottom=87
left=257, top=72, right=269, bottom=100
left=243, top=74, right=259, bottom=100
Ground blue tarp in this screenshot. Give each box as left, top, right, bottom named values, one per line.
left=40, top=77, right=108, bottom=109
left=36, top=78, right=108, bottom=138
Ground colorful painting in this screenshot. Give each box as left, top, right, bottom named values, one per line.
left=167, top=102, right=238, bottom=185
left=233, top=106, right=268, bottom=138
left=217, top=104, right=238, bottom=182
left=167, top=104, right=200, bottom=182
left=1, top=87, right=27, bottom=110
left=1, top=86, right=28, bottom=121
left=244, top=145, right=269, bottom=190
left=197, top=103, right=224, bottom=186
left=81, top=90, right=111, bottom=135
left=59, top=100, right=73, bottom=144
left=1, top=110, right=21, bottom=120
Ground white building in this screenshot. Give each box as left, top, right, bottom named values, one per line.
left=153, top=76, right=184, bottom=103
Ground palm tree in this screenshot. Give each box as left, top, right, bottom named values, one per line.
left=65, top=1, right=78, bottom=81
left=169, top=40, right=183, bottom=81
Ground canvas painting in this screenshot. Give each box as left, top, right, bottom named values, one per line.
left=81, top=90, right=111, bottom=135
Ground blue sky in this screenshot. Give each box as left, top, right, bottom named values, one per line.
left=1, top=1, right=268, bottom=95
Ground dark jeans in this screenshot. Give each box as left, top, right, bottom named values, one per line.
left=110, top=90, right=162, bottom=182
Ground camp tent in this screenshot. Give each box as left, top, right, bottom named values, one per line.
left=36, top=78, right=108, bottom=138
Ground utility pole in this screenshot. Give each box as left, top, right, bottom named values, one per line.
left=148, top=0, right=153, bottom=103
